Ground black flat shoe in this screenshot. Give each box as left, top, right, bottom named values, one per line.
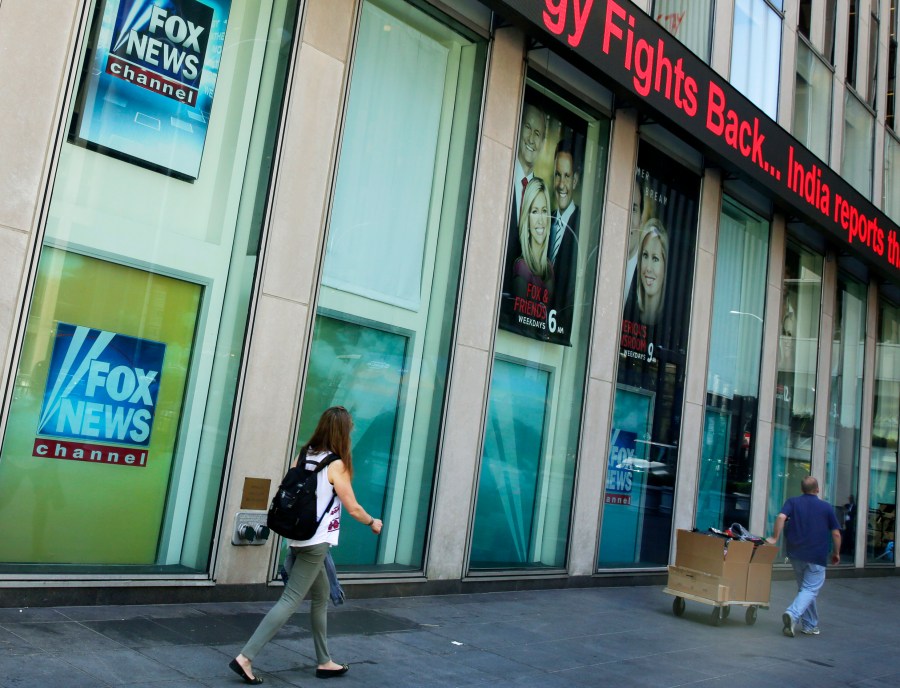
left=316, top=664, right=349, bottom=678
left=229, top=658, right=264, bottom=684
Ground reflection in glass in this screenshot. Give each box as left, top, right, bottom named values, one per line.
left=842, top=92, right=875, bottom=199
left=825, top=274, right=866, bottom=561
left=883, top=135, right=900, bottom=224
left=731, top=0, right=782, bottom=119
left=696, top=200, right=769, bottom=532
left=794, top=41, right=833, bottom=163
left=868, top=300, right=899, bottom=564
left=296, top=0, right=486, bottom=573
left=470, top=360, right=550, bottom=567
left=768, top=241, right=823, bottom=526
left=652, top=0, right=714, bottom=62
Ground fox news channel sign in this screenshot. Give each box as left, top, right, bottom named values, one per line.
left=72, top=0, right=231, bottom=180
left=32, top=323, right=166, bottom=468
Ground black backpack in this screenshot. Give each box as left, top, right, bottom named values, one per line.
left=267, top=449, right=339, bottom=540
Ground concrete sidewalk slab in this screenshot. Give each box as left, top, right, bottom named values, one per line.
left=0, top=575, right=896, bottom=687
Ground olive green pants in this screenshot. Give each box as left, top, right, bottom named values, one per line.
left=240, top=542, right=331, bottom=664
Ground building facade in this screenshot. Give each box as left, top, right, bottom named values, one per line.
left=0, top=0, right=898, bottom=603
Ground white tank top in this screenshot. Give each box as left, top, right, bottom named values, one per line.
left=289, top=450, right=341, bottom=547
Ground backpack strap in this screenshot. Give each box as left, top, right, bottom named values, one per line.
left=309, top=453, right=340, bottom=527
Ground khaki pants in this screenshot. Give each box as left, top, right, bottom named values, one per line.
left=240, top=541, right=332, bottom=664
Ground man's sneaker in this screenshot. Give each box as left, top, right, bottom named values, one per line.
left=782, top=612, right=797, bottom=637
left=801, top=626, right=820, bottom=635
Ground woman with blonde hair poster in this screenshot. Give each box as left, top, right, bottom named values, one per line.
left=635, top=218, right=669, bottom=326
left=512, top=177, right=554, bottom=305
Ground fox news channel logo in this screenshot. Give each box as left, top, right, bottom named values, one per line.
left=37, top=323, right=165, bottom=448
left=106, top=0, right=214, bottom=105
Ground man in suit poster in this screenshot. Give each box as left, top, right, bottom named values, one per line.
left=498, top=89, right=585, bottom=346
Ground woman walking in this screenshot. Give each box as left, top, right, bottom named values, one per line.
left=230, top=406, right=383, bottom=684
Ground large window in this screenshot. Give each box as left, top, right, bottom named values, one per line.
left=825, top=273, right=866, bottom=561
left=598, top=142, right=700, bottom=568
left=652, top=0, right=714, bottom=62
left=295, top=0, right=486, bottom=573
left=0, top=0, right=299, bottom=572
left=794, top=40, right=833, bottom=163
left=868, top=299, right=900, bottom=564
left=469, top=82, right=610, bottom=571
left=768, top=241, right=823, bottom=525
left=731, top=0, right=783, bottom=119
left=842, top=91, right=875, bottom=200
left=885, top=134, right=900, bottom=222
left=696, top=199, right=769, bottom=533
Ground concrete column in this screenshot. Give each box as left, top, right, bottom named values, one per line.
left=811, top=251, right=837, bottom=487
left=215, top=0, right=358, bottom=584
left=750, top=213, right=786, bottom=536
left=672, top=167, right=722, bottom=542
left=710, top=0, right=735, bottom=79
left=426, top=27, right=526, bottom=581
left=855, top=282, right=879, bottom=567
left=568, top=108, right=640, bottom=575
left=779, top=0, right=800, bottom=129
left=0, top=0, right=82, bottom=402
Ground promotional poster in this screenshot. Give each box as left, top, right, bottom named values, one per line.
left=71, top=0, right=231, bottom=180
left=619, top=143, right=699, bottom=372
left=498, top=88, right=587, bottom=346
left=0, top=249, right=201, bottom=564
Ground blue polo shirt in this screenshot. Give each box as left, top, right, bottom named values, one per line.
left=781, top=493, right=841, bottom=565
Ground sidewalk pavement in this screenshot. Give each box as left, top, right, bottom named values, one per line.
left=1, top=574, right=897, bottom=687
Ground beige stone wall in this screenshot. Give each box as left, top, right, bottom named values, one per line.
left=0, top=0, right=82, bottom=407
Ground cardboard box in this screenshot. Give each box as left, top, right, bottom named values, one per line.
left=745, top=543, right=778, bottom=603
left=675, top=530, right=753, bottom=601
left=666, top=565, right=729, bottom=602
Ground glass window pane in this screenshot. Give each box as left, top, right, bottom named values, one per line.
left=842, top=92, right=875, bottom=199
left=848, top=0, right=859, bottom=86
left=0, top=0, right=298, bottom=572
left=885, top=135, right=900, bottom=222
left=826, top=274, right=866, bottom=559
left=598, top=143, right=701, bottom=568
left=768, top=241, right=823, bottom=526
left=295, top=0, right=486, bottom=573
left=794, top=41, right=833, bottom=163
left=696, top=199, right=769, bottom=532
left=731, top=0, right=782, bottom=119
left=470, top=84, right=611, bottom=571
left=652, top=0, right=713, bottom=62
left=868, top=300, right=899, bottom=564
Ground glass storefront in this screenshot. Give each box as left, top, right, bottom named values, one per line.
left=0, top=0, right=299, bottom=571
left=768, top=240, right=823, bottom=524
left=696, top=199, right=769, bottom=533
left=825, top=272, right=866, bottom=559
left=294, top=0, right=487, bottom=573
left=469, top=82, right=610, bottom=570
left=598, top=142, right=700, bottom=568
left=868, top=298, right=899, bottom=564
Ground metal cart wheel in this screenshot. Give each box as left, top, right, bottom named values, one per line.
left=722, top=605, right=731, bottom=619
left=745, top=606, right=758, bottom=625
left=710, top=606, right=724, bottom=626
left=672, top=596, right=686, bottom=617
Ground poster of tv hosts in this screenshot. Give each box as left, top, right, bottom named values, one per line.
left=619, top=142, right=699, bottom=375
left=498, top=89, right=587, bottom=346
